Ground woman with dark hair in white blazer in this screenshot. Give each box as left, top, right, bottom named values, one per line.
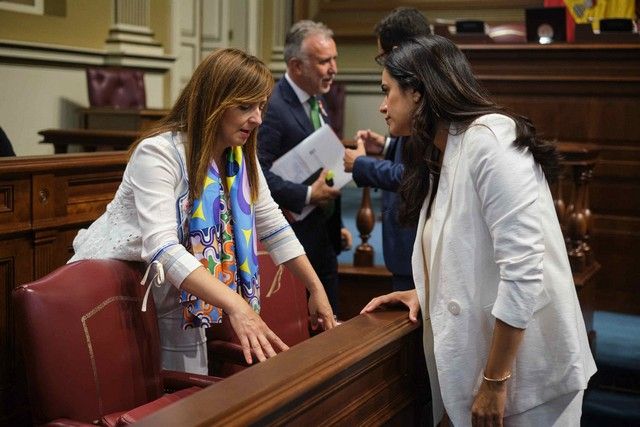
left=361, top=35, right=596, bottom=427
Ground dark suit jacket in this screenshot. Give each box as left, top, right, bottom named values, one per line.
left=257, top=77, right=342, bottom=253
left=0, top=128, right=16, bottom=157
left=351, top=136, right=416, bottom=277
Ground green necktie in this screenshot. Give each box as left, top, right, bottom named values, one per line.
left=308, top=97, right=321, bottom=130
left=308, top=97, right=334, bottom=218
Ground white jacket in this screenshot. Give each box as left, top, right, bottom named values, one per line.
left=70, top=131, right=304, bottom=315
left=413, top=114, right=596, bottom=426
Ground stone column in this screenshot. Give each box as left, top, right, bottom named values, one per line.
left=270, top=0, right=292, bottom=73
left=106, top=0, right=164, bottom=56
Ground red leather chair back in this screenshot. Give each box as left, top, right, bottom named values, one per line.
left=257, top=250, right=310, bottom=347
left=86, top=67, right=146, bottom=109
left=13, top=259, right=163, bottom=424
left=207, top=247, right=310, bottom=376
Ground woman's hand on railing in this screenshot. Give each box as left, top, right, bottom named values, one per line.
left=360, top=289, right=421, bottom=323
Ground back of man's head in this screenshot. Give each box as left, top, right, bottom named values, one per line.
left=374, top=7, right=431, bottom=54
left=284, top=20, right=334, bottom=63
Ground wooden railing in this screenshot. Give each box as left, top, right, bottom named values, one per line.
left=0, top=141, right=601, bottom=424
left=137, top=309, right=428, bottom=427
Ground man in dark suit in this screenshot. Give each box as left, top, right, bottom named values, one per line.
left=258, top=20, right=351, bottom=312
left=343, top=8, right=431, bottom=291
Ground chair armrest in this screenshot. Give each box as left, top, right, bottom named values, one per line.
left=207, top=340, right=256, bottom=367
left=45, top=419, right=96, bottom=426
left=160, top=369, right=221, bottom=392
left=105, top=387, right=202, bottom=426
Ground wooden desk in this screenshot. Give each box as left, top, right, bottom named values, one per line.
left=0, top=151, right=128, bottom=425
left=37, top=108, right=168, bottom=153
left=78, top=107, right=168, bottom=131
left=39, top=128, right=141, bottom=153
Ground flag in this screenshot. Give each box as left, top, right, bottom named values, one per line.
left=544, top=0, right=577, bottom=41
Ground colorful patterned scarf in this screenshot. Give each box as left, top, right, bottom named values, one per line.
left=180, top=146, right=260, bottom=328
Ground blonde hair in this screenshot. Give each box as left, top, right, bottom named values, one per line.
left=130, top=48, right=273, bottom=202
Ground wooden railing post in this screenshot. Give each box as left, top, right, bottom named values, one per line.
left=555, top=142, right=600, bottom=350
left=556, top=143, right=599, bottom=274
left=353, top=187, right=375, bottom=267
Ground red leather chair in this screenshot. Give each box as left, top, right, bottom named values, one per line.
left=13, top=259, right=220, bottom=426
left=86, top=67, right=146, bottom=109
left=207, top=247, right=311, bottom=376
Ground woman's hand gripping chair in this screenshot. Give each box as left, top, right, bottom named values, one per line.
left=13, top=259, right=221, bottom=426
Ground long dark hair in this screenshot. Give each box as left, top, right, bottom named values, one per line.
left=382, top=35, right=559, bottom=225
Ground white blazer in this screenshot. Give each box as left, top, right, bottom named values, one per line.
left=412, top=114, right=596, bottom=426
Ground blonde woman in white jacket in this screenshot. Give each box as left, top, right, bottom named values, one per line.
left=361, top=36, right=596, bottom=427
left=70, top=49, right=337, bottom=375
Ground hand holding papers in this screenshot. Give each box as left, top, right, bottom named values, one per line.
left=270, top=124, right=352, bottom=221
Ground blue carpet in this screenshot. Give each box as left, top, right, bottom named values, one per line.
left=593, top=311, right=640, bottom=372
left=582, top=311, right=640, bottom=426
left=582, top=389, right=640, bottom=426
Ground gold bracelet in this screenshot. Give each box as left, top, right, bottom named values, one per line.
left=483, top=372, right=511, bottom=383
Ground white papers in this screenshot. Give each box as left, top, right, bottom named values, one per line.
left=270, top=124, right=352, bottom=221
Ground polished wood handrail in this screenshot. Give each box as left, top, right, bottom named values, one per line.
left=0, top=151, right=127, bottom=173
left=137, top=310, right=424, bottom=426
left=39, top=128, right=141, bottom=153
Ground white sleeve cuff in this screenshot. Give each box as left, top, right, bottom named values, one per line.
left=305, top=186, right=312, bottom=205
left=381, top=137, right=391, bottom=156
left=153, top=244, right=202, bottom=289
left=261, top=225, right=305, bottom=265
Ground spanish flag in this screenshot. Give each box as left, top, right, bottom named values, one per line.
left=552, top=0, right=636, bottom=33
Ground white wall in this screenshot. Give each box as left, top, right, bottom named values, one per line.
left=1, top=63, right=85, bottom=156
left=341, top=76, right=387, bottom=141
left=344, top=91, right=387, bottom=140
left=0, top=62, right=165, bottom=156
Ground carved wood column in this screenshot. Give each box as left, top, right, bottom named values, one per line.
left=555, top=142, right=600, bottom=349
left=353, top=187, right=375, bottom=267
left=556, top=142, right=600, bottom=274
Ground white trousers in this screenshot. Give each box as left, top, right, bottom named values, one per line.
left=504, top=390, right=584, bottom=427
left=154, top=283, right=208, bottom=375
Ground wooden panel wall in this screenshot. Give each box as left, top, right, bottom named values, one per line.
left=0, top=152, right=127, bottom=425
left=296, top=0, right=543, bottom=39
left=462, top=44, right=640, bottom=314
